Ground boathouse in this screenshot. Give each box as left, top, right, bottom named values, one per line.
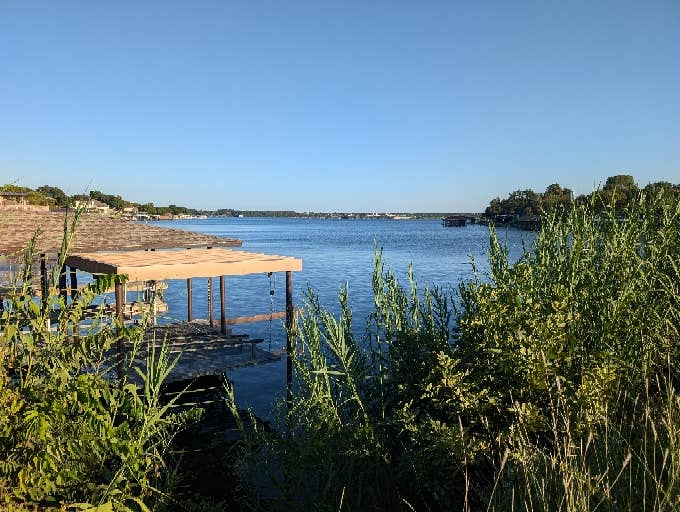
left=441, top=215, right=467, bottom=227
left=0, top=209, right=302, bottom=386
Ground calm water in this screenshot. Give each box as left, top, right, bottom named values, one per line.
left=152, top=217, right=532, bottom=418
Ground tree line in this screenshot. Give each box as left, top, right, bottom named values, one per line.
left=0, top=184, right=203, bottom=216
left=484, top=174, right=680, bottom=218
left=4, top=175, right=679, bottom=219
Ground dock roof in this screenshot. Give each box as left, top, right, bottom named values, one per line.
left=66, top=248, right=302, bottom=280
left=0, top=210, right=241, bottom=260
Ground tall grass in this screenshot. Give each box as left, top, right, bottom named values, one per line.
left=0, top=212, right=196, bottom=511
left=228, top=192, right=680, bottom=511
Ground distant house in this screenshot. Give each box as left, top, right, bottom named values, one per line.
left=74, top=199, right=111, bottom=215
left=0, top=192, right=28, bottom=206
left=0, top=192, right=49, bottom=212
left=120, top=206, right=140, bottom=221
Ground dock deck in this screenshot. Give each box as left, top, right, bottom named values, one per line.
left=126, top=320, right=282, bottom=383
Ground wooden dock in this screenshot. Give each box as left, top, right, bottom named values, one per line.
left=123, top=320, right=282, bottom=384
left=2, top=212, right=302, bottom=398
left=442, top=215, right=468, bottom=227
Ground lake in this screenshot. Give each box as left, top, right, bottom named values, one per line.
left=153, top=217, right=533, bottom=418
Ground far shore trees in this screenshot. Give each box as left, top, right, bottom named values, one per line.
left=36, top=185, right=72, bottom=207
left=486, top=174, right=679, bottom=219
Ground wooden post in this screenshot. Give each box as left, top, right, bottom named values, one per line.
left=70, top=267, right=79, bottom=341
left=40, top=254, right=48, bottom=305
left=69, top=267, right=78, bottom=300
left=58, top=255, right=67, bottom=302
left=40, top=254, right=49, bottom=332
left=115, top=279, right=125, bottom=380
left=220, top=275, right=226, bottom=335
left=187, top=278, right=193, bottom=322
left=208, top=277, right=214, bottom=328
left=286, top=271, right=294, bottom=406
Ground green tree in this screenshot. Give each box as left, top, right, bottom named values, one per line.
left=36, top=185, right=71, bottom=207
left=643, top=180, right=680, bottom=200
left=542, top=183, right=573, bottom=213
left=601, top=174, right=638, bottom=211
left=0, top=184, right=51, bottom=206
left=485, top=197, right=502, bottom=217
left=138, top=202, right=157, bottom=214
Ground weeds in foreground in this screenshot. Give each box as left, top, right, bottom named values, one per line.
left=228, top=192, right=680, bottom=511
left=0, top=212, right=196, bottom=511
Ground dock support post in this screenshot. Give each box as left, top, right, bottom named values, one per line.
left=187, top=278, right=193, bottom=322
left=40, top=254, right=48, bottom=304
left=40, top=254, right=49, bottom=332
left=115, top=278, right=125, bottom=380
left=208, top=277, right=214, bottom=328
left=286, top=271, right=294, bottom=406
left=69, top=267, right=78, bottom=300
left=220, top=276, right=226, bottom=335
left=58, top=255, right=67, bottom=302
left=70, top=267, right=79, bottom=341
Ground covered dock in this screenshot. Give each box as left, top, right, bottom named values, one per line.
left=0, top=209, right=302, bottom=388
left=65, top=247, right=302, bottom=383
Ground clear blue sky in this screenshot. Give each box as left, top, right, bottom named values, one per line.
left=1, top=1, right=679, bottom=212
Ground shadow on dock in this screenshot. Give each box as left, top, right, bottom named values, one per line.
left=128, top=320, right=282, bottom=384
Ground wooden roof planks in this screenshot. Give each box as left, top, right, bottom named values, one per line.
left=66, top=248, right=302, bottom=281
left=0, top=210, right=241, bottom=260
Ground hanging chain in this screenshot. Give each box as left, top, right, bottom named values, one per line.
left=268, top=272, right=275, bottom=352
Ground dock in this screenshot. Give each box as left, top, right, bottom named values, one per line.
left=441, top=215, right=480, bottom=227
left=1, top=210, right=302, bottom=394
left=133, top=320, right=281, bottom=383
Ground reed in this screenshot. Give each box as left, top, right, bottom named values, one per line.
left=0, top=210, right=195, bottom=511
left=228, top=191, right=680, bottom=511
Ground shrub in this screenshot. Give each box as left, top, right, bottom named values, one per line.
left=0, top=215, right=195, bottom=510
left=228, top=192, right=680, bottom=511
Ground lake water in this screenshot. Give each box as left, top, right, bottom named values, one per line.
left=153, top=217, right=532, bottom=419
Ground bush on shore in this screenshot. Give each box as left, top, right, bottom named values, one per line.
left=230, top=191, right=680, bottom=511
left=0, top=215, right=195, bottom=511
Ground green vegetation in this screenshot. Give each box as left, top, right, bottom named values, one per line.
left=0, top=185, right=54, bottom=207
left=485, top=174, right=679, bottom=219
left=0, top=184, right=204, bottom=217
left=4, top=174, right=678, bottom=221
left=0, top=182, right=465, bottom=219
left=2, top=180, right=679, bottom=510
left=0, top=215, right=197, bottom=510
left=229, top=192, right=680, bottom=511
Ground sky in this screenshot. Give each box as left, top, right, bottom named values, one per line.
left=1, top=1, right=679, bottom=212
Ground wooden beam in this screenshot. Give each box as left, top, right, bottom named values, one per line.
left=58, top=256, right=67, bottom=302
left=220, top=275, right=226, bottom=335
left=208, top=277, right=214, bottom=327
left=187, top=278, right=193, bottom=322
left=225, top=311, right=287, bottom=325
left=69, top=267, right=78, bottom=300
left=65, top=248, right=302, bottom=281
left=70, top=266, right=79, bottom=341
left=40, top=254, right=49, bottom=332
left=115, top=279, right=125, bottom=380
left=286, top=271, right=294, bottom=406
left=40, top=254, right=48, bottom=305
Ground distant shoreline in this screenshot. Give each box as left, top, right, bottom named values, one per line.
left=158, top=211, right=483, bottom=220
